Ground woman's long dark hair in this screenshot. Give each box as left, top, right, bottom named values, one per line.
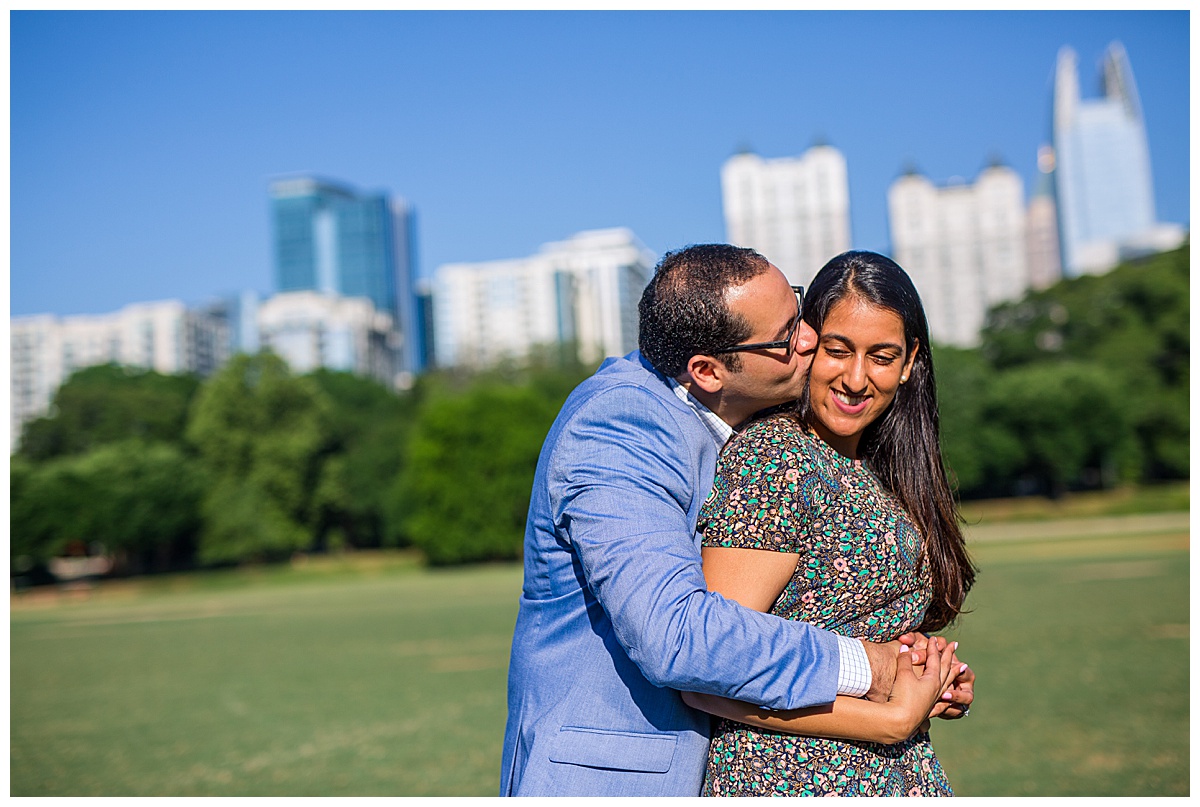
left=797, top=251, right=975, bottom=631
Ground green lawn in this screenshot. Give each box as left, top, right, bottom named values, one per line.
left=958, top=481, right=1190, bottom=523
left=935, top=526, right=1189, bottom=796
left=12, top=559, right=517, bottom=796
left=10, top=518, right=1189, bottom=796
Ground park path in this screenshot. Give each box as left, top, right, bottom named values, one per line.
left=963, top=511, right=1189, bottom=544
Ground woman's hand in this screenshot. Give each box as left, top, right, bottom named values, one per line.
left=898, top=632, right=974, bottom=720
left=882, top=638, right=960, bottom=742
left=929, top=662, right=974, bottom=719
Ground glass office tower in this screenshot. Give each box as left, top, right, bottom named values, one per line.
left=1051, top=43, right=1160, bottom=276
left=270, top=177, right=423, bottom=374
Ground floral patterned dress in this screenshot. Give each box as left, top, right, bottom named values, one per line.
left=699, top=414, right=953, bottom=797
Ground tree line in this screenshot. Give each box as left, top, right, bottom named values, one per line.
left=937, top=244, right=1188, bottom=498
left=10, top=245, right=1188, bottom=577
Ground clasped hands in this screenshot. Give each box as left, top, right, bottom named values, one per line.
left=899, top=631, right=973, bottom=719
left=860, top=631, right=974, bottom=739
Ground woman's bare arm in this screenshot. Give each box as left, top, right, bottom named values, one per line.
left=691, top=546, right=958, bottom=745
left=682, top=644, right=956, bottom=744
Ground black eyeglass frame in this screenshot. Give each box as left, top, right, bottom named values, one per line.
left=712, top=285, right=805, bottom=355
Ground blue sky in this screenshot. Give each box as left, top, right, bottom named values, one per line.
left=11, top=10, right=1190, bottom=317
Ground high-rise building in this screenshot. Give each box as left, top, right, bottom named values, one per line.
left=433, top=228, right=655, bottom=369
left=257, top=291, right=398, bottom=387
left=200, top=290, right=262, bottom=357
left=1025, top=147, right=1063, bottom=291
left=888, top=162, right=1028, bottom=347
left=10, top=301, right=228, bottom=448
left=413, top=278, right=437, bottom=375
left=720, top=143, right=852, bottom=286
left=1051, top=42, right=1185, bottom=276
left=269, top=176, right=423, bottom=375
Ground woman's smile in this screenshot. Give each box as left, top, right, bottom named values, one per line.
left=830, top=389, right=871, bottom=413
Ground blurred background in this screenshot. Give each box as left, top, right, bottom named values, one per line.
left=9, top=10, right=1189, bottom=797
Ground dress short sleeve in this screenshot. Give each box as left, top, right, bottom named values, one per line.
left=700, top=415, right=826, bottom=554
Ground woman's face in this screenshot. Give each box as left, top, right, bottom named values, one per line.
left=808, top=294, right=918, bottom=458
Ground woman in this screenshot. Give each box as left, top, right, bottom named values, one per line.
left=683, top=250, right=976, bottom=796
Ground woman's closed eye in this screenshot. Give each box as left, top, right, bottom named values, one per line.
left=820, top=345, right=899, bottom=365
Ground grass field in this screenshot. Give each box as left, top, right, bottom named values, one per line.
left=10, top=513, right=1189, bottom=796
left=958, top=481, right=1190, bottom=524
left=935, top=513, right=1189, bottom=796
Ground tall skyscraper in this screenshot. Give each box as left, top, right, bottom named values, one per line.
left=1025, top=147, right=1063, bottom=291
left=888, top=162, right=1028, bottom=347
left=433, top=228, right=654, bottom=369
left=720, top=143, right=852, bottom=286
left=1051, top=42, right=1185, bottom=276
left=269, top=176, right=423, bottom=375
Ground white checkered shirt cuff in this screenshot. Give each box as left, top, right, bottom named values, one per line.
left=836, top=634, right=872, bottom=697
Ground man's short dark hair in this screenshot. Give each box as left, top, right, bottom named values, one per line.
left=638, top=244, right=771, bottom=377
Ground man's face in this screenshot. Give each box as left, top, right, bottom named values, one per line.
left=718, top=265, right=818, bottom=422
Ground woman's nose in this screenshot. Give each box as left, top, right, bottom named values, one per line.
left=843, top=357, right=868, bottom=391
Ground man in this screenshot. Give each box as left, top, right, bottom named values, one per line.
left=501, top=245, right=969, bottom=797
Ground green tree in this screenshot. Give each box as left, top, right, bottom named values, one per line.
left=186, top=353, right=334, bottom=564
left=397, top=380, right=563, bottom=565
left=306, top=369, right=417, bottom=549
left=980, top=245, right=1189, bottom=481
left=932, top=346, right=1022, bottom=497
left=18, top=364, right=200, bottom=461
left=72, top=441, right=205, bottom=570
left=10, top=455, right=95, bottom=563
left=982, top=362, right=1137, bottom=497
left=10, top=442, right=203, bottom=572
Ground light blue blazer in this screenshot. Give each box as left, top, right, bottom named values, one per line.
left=500, top=351, right=841, bottom=797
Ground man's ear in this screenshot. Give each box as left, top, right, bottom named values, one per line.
left=684, top=354, right=726, bottom=394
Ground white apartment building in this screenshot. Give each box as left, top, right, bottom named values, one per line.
left=887, top=164, right=1028, bottom=347
left=257, top=291, right=399, bottom=387
left=721, top=144, right=852, bottom=286
left=433, top=228, right=655, bottom=369
left=10, top=300, right=228, bottom=448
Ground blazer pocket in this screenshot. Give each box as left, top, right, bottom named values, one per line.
left=548, top=726, right=677, bottom=773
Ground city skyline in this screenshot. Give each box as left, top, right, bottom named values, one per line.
left=433, top=227, right=654, bottom=369
left=12, top=11, right=1190, bottom=318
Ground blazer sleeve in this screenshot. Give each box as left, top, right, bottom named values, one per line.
left=548, top=384, right=840, bottom=711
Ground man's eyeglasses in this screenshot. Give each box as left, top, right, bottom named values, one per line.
left=713, top=286, right=805, bottom=357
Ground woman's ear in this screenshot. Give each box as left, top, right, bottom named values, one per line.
left=900, top=339, right=920, bottom=383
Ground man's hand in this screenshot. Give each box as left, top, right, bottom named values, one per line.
left=859, top=638, right=903, bottom=703
left=860, top=634, right=937, bottom=703
left=861, top=633, right=976, bottom=712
